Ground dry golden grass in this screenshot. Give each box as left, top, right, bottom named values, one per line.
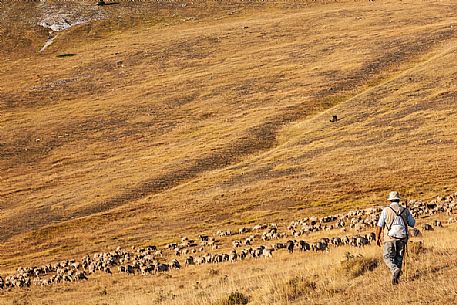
left=1, top=224, right=456, bottom=305
left=2, top=0, right=457, bottom=298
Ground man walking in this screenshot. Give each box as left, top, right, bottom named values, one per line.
left=376, top=191, right=416, bottom=285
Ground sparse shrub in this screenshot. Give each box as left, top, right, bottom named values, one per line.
left=282, top=275, right=317, bottom=301
left=344, top=251, right=355, bottom=261
left=340, top=253, right=379, bottom=278
left=193, top=281, right=203, bottom=290
left=262, top=274, right=317, bottom=303
left=218, top=274, right=229, bottom=285
left=220, top=291, right=249, bottom=305
left=156, top=289, right=177, bottom=302
left=99, top=286, right=108, bottom=296
left=408, top=240, right=426, bottom=256
left=12, top=299, right=30, bottom=305
left=209, top=268, right=219, bottom=276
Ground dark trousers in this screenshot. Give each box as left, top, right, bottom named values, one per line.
left=383, top=240, right=406, bottom=274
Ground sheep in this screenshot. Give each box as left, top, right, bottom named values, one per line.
left=330, top=237, right=342, bottom=247
left=185, top=256, right=195, bottom=266
left=199, top=235, right=209, bottom=242
left=309, top=216, right=318, bottom=225
left=170, top=259, right=181, bottom=269
left=341, top=236, right=350, bottom=245
left=254, top=246, right=265, bottom=258
left=244, top=236, right=253, bottom=245
left=273, top=242, right=286, bottom=250
left=229, top=250, right=238, bottom=262
left=140, top=265, right=154, bottom=275
left=366, top=232, right=376, bottom=242
left=311, top=241, right=327, bottom=252
left=356, top=236, right=369, bottom=247
left=298, top=240, right=311, bottom=251
left=422, top=223, right=433, bottom=231
left=3, top=192, right=456, bottom=290
left=157, top=264, right=169, bottom=272
left=125, top=265, right=135, bottom=274
left=262, top=248, right=273, bottom=258
left=220, top=254, right=228, bottom=262
left=409, top=228, right=421, bottom=237
left=239, top=227, right=250, bottom=234
left=286, top=240, right=294, bottom=254
left=232, top=240, right=242, bottom=248
left=252, top=224, right=267, bottom=231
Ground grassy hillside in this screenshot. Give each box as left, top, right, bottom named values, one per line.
left=3, top=222, right=457, bottom=305
left=1, top=0, right=457, bottom=276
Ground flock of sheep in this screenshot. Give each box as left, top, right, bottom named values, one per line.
left=1, top=193, right=456, bottom=290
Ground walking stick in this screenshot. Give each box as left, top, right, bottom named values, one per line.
left=403, top=239, right=408, bottom=282
left=403, top=199, right=409, bottom=282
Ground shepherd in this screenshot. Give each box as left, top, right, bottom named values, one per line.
left=376, top=191, right=416, bottom=285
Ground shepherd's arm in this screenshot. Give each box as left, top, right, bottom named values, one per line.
left=375, top=209, right=387, bottom=246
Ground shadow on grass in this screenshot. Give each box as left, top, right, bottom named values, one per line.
left=98, top=2, right=121, bottom=6
left=56, top=53, right=77, bottom=58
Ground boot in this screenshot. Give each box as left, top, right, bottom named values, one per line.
left=392, top=269, right=401, bottom=285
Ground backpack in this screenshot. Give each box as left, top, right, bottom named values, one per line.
left=387, top=207, right=408, bottom=239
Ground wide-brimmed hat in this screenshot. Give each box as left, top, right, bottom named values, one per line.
left=387, top=191, right=401, bottom=201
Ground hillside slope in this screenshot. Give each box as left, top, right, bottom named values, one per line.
left=1, top=0, right=457, bottom=270
left=4, top=223, right=457, bottom=305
